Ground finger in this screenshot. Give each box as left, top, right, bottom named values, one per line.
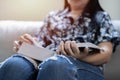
left=70, top=41, right=85, bottom=59
left=64, top=41, right=74, bottom=56
left=33, top=37, right=39, bottom=42
left=14, top=40, right=22, bottom=46
left=70, top=41, right=80, bottom=55
left=13, top=41, right=21, bottom=48
left=13, top=46, right=19, bottom=52
left=60, top=41, right=67, bottom=55
left=18, top=40, right=22, bottom=45
left=56, top=45, right=61, bottom=54
left=56, top=49, right=61, bottom=54
left=13, top=41, right=21, bottom=52
left=83, top=47, right=89, bottom=55
left=24, top=34, right=40, bottom=45
left=13, top=40, right=18, bottom=47
left=13, top=41, right=19, bottom=52
left=24, top=34, right=34, bottom=44
left=19, top=34, right=33, bottom=44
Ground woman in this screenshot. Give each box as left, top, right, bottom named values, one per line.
left=0, top=0, right=119, bottom=80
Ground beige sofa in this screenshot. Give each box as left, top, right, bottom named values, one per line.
left=0, top=20, right=120, bottom=79
left=0, top=21, right=44, bottom=61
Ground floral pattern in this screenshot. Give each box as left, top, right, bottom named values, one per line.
left=35, top=9, right=120, bottom=52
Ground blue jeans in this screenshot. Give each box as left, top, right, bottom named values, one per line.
left=37, top=55, right=104, bottom=80
left=0, top=54, right=104, bottom=80
left=0, top=54, right=38, bottom=80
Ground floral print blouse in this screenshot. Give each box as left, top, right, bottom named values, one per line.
left=35, top=9, right=120, bottom=52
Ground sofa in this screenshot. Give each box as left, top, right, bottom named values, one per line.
left=0, top=20, right=120, bottom=79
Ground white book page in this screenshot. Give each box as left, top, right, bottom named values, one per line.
left=18, top=42, right=55, bottom=61
left=77, top=42, right=100, bottom=49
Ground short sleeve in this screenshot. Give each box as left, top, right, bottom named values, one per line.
left=96, top=11, right=120, bottom=52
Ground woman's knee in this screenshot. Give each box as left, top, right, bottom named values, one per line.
left=39, top=55, right=72, bottom=69
left=0, top=55, right=37, bottom=80
left=37, top=55, right=77, bottom=80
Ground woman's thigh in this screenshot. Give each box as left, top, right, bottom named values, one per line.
left=0, top=54, right=38, bottom=80
left=37, top=55, right=104, bottom=80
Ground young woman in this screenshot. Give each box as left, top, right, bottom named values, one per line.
left=0, top=0, right=120, bottom=80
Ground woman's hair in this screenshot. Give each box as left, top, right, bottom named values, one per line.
left=64, top=0, right=71, bottom=11
left=64, top=0, right=104, bottom=41
left=64, top=0, right=104, bottom=18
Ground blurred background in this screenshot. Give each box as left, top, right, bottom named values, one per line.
left=0, top=0, right=120, bottom=80
left=0, top=0, right=63, bottom=21
left=0, top=0, right=120, bottom=21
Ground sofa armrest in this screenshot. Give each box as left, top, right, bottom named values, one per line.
left=0, top=20, right=43, bottom=61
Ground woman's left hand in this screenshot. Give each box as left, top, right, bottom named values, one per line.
left=56, top=41, right=89, bottom=59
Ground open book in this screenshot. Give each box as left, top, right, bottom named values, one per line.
left=18, top=42, right=56, bottom=61
left=18, top=42, right=101, bottom=61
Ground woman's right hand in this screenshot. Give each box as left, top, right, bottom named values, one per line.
left=13, top=34, right=38, bottom=52
left=56, top=41, right=89, bottom=59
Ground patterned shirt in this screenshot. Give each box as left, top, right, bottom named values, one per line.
left=35, top=9, right=120, bottom=52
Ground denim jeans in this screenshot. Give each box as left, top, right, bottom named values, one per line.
left=0, top=54, right=38, bottom=80
left=0, top=54, right=104, bottom=80
left=37, top=55, right=104, bottom=80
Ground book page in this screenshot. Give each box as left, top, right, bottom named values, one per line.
left=77, top=42, right=101, bottom=54
left=77, top=42, right=100, bottom=49
left=18, top=42, right=55, bottom=61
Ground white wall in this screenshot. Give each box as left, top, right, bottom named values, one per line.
left=0, top=0, right=63, bottom=21
left=0, top=0, right=119, bottom=20
left=100, top=0, right=120, bottom=20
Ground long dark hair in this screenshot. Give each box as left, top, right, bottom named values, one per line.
left=64, top=0, right=104, bottom=18
left=64, top=0, right=104, bottom=41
